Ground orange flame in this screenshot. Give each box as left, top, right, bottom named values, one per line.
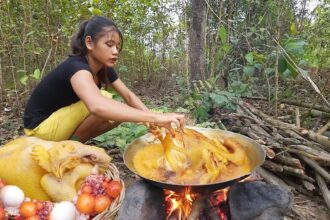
left=165, top=187, right=229, bottom=220
left=165, top=188, right=198, bottom=219
left=209, top=188, right=229, bottom=220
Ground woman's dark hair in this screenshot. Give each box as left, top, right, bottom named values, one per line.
left=70, top=16, right=123, bottom=88
left=70, top=16, right=123, bottom=56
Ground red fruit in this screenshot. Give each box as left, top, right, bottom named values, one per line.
left=0, top=206, right=5, bottom=220
left=76, top=194, right=95, bottom=214
left=94, top=195, right=112, bottom=214
left=80, top=185, right=93, bottom=194
left=102, top=181, right=109, bottom=190
left=105, top=181, right=122, bottom=199
left=35, top=201, right=44, bottom=210
left=26, top=216, right=40, bottom=220
left=20, top=201, right=37, bottom=217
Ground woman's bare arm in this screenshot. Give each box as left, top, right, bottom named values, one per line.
left=110, top=79, right=150, bottom=112
left=70, top=70, right=184, bottom=129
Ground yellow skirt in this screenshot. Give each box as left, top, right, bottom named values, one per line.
left=24, top=90, right=112, bottom=141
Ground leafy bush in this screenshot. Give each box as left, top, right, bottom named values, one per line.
left=92, top=123, right=148, bottom=152
left=183, top=79, right=238, bottom=123
left=91, top=105, right=174, bottom=151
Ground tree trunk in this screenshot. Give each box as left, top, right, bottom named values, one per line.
left=210, top=1, right=224, bottom=78
left=188, top=0, right=206, bottom=82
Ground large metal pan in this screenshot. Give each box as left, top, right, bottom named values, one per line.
left=123, top=127, right=265, bottom=193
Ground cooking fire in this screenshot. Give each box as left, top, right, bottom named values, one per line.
left=165, top=188, right=229, bottom=220
left=118, top=127, right=294, bottom=220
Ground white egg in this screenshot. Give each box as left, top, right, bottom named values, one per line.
left=50, top=201, right=77, bottom=220
left=0, top=185, right=24, bottom=208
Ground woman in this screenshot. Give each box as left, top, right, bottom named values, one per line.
left=23, top=16, right=185, bottom=143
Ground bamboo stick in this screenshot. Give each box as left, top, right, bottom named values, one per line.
left=316, top=174, right=330, bottom=210
left=300, top=129, right=330, bottom=152
left=317, top=120, right=330, bottom=135
left=280, top=99, right=330, bottom=113
left=273, top=154, right=303, bottom=169
left=295, top=107, right=301, bottom=128
left=243, top=101, right=330, bottom=152
left=288, top=145, right=330, bottom=159
left=310, top=110, right=330, bottom=118
left=262, top=160, right=314, bottom=182
left=282, top=177, right=314, bottom=197
left=297, top=155, right=330, bottom=183
left=287, top=148, right=330, bottom=166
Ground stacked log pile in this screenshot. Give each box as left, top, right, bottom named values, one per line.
left=221, top=101, right=330, bottom=211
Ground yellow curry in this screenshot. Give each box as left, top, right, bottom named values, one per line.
left=133, top=128, right=251, bottom=185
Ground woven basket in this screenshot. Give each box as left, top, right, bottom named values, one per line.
left=93, top=163, right=125, bottom=220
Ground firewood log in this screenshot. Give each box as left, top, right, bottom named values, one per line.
left=273, top=154, right=303, bottom=169
left=316, top=174, right=330, bottom=210
left=297, top=155, right=330, bottom=183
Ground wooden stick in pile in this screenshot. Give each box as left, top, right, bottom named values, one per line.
left=286, top=145, right=330, bottom=166
left=316, top=174, right=330, bottom=210
left=242, top=101, right=330, bottom=152
left=297, top=155, right=330, bottom=183
left=273, top=154, right=303, bottom=169
left=224, top=100, right=330, bottom=210
left=262, top=160, right=314, bottom=182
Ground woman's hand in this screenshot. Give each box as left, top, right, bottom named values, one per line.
left=153, top=113, right=185, bottom=136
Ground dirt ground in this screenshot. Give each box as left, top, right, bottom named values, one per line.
left=0, top=78, right=329, bottom=219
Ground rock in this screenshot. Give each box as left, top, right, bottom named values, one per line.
left=228, top=181, right=293, bottom=220
left=118, top=180, right=166, bottom=220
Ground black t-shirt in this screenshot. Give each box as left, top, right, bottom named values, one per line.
left=23, top=56, right=118, bottom=129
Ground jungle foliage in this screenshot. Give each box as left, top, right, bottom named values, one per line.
left=0, top=0, right=329, bottom=124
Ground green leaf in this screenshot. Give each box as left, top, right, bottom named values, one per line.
left=265, top=68, right=274, bottom=75
left=115, top=139, right=127, bottom=148
left=253, top=52, right=266, bottom=64
left=222, top=43, right=231, bottom=54
left=30, top=69, right=41, bottom=80
left=278, top=54, right=287, bottom=74
left=194, top=106, right=209, bottom=122
left=175, top=107, right=189, bottom=113
left=204, top=80, right=213, bottom=91
left=209, top=93, right=227, bottom=107
left=282, top=88, right=294, bottom=98
left=93, top=135, right=107, bottom=142
left=290, top=23, right=297, bottom=35
left=245, top=52, right=254, bottom=65
left=280, top=69, right=292, bottom=79
left=215, top=49, right=224, bottom=63
left=285, top=39, right=306, bottom=55
left=286, top=58, right=299, bottom=78
left=243, top=66, right=255, bottom=76
left=26, top=31, right=35, bottom=37
left=219, top=26, right=227, bottom=44
left=118, top=65, right=128, bottom=72
left=88, top=7, right=103, bottom=15
left=20, top=75, right=29, bottom=85
left=132, top=125, right=147, bottom=137
left=254, top=63, right=263, bottom=71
